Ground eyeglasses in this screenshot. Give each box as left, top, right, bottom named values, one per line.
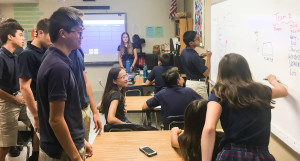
left=117, top=73, right=128, bottom=80
left=70, top=30, right=83, bottom=37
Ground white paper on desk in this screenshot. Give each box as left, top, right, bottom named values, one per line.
left=154, top=106, right=161, bottom=110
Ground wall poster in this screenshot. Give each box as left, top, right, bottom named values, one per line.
left=194, top=0, right=204, bottom=47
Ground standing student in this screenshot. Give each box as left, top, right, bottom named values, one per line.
left=0, top=18, right=24, bottom=56
left=171, top=99, right=223, bottom=161
left=36, top=7, right=91, bottom=160
left=65, top=7, right=102, bottom=142
left=18, top=18, right=51, bottom=161
left=142, top=68, right=201, bottom=125
left=180, top=31, right=212, bottom=100
left=201, top=53, right=288, bottom=161
left=0, top=20, right=30, bottom=161
left=118, top=32, right=137, bottom=72
left=144, top=54, right=173, bottom=94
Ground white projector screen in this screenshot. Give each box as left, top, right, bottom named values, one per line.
left=81, top=13, right=126, bottom=64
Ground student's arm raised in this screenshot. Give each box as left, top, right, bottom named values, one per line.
left=267, top=74, right=288, bottom=98
left=202, top=50, right=212, bottom=78
left=201, top=101, right=222, bottom=161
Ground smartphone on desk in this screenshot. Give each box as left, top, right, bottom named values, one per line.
left=139, top=146, right=157, bottom=157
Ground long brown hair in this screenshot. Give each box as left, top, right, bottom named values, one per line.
left=99, top=67, right=126, bottom=114
left=179, top=99, right=207, bottom=161
left=120, top=32, right=133, bottom=55
left=214, top=53, right=273, bottom=109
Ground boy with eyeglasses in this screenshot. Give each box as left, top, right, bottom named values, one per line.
left=180, top=31, right=212, bottom=100
left=36, top=7, right=91, bottom=161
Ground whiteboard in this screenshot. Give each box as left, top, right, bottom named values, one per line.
left=211, top=0, right=300, bottom=154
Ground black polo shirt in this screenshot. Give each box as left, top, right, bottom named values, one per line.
left=117, top=43, right=137, bottom=61
left=18, top=41, right=46, bottom=98
left=69, top=49, right=89, bottom=107
left=146, top=85, right=201, bottom=123
left=147, top=65, right=173, bottom=93
left=208, top=89, right=272, bottom=146
left=0, top=46, right=19, bottom=94
left=104, top=91, right=126, bottom=123
left=36, top=46, right=85, bottom=159
left=180, top=48, right=207, bottom=80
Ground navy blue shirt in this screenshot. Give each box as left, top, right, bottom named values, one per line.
left=147, top=65, right=173, bottom=93
left=36, top=46, right=85, bottom=159
left=69, top=49, right=89, bottom=106
left=118, top=43, right=137, bottom=61
left=208, top=89, right=272, bottom=146
left=180, top=48, right=207, bottom=80
left=0, top=46, right=19, bottom=94
left=146, top=85, right=201, bottom=123
left=104, top=91, right=126, bottom=123
left=18, top=41, right=46, bottom=98
left=14, top=47, right=24, bottom=56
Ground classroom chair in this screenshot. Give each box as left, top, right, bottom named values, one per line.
left=104, top=123, right=136, bottom=132
left=163, top=115, right=184, bottom=130
left=125, top=89, right=141, bottom=96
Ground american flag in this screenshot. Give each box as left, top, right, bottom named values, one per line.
left=169, top=0, right=177, bottom=19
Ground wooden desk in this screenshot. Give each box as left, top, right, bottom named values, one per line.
left=128, top=77, right=145, bottom=86
left=125, top=96, right=152, bottom=112
left=87, top=131, right=182, bottom=161
left=127, top=77, right=154, bottom=96
left=133, top=77, right=145, bottom=86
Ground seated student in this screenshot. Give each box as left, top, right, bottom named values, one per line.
left=99, top=67, right=130, bottom=124
left=201, top=53, right=288, bottom=161
left=171, top=99, right=223, bottom=161
left=99, top=67, right=157, bottom=130
left=144, top=54, right=173, bottom=94
left=142, top=68, right=201, bottom=125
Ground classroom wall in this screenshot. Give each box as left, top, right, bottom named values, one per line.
left=0, top=0, right=184, bottom=94
left=184, top=0, right=300, bottom=160
left=0, top=0, right=183, bottom=53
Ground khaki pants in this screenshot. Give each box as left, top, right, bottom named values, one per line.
left=0, top=93, right=31, bottom=147
left=82, top=106, right=91, bottom=142
left=40, top=146, right=85, bottom=161
left=186, top=80, right=208, bottom=100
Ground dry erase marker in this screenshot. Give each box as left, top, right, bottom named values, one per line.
left=263, top=78, right=281, bottom=83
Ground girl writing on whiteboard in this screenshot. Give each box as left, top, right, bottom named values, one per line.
left=171, top=99, right=224, bottom=161
left=118, top=32, right=137, bottom=72
left=201, top=53, right=288, bottom=161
